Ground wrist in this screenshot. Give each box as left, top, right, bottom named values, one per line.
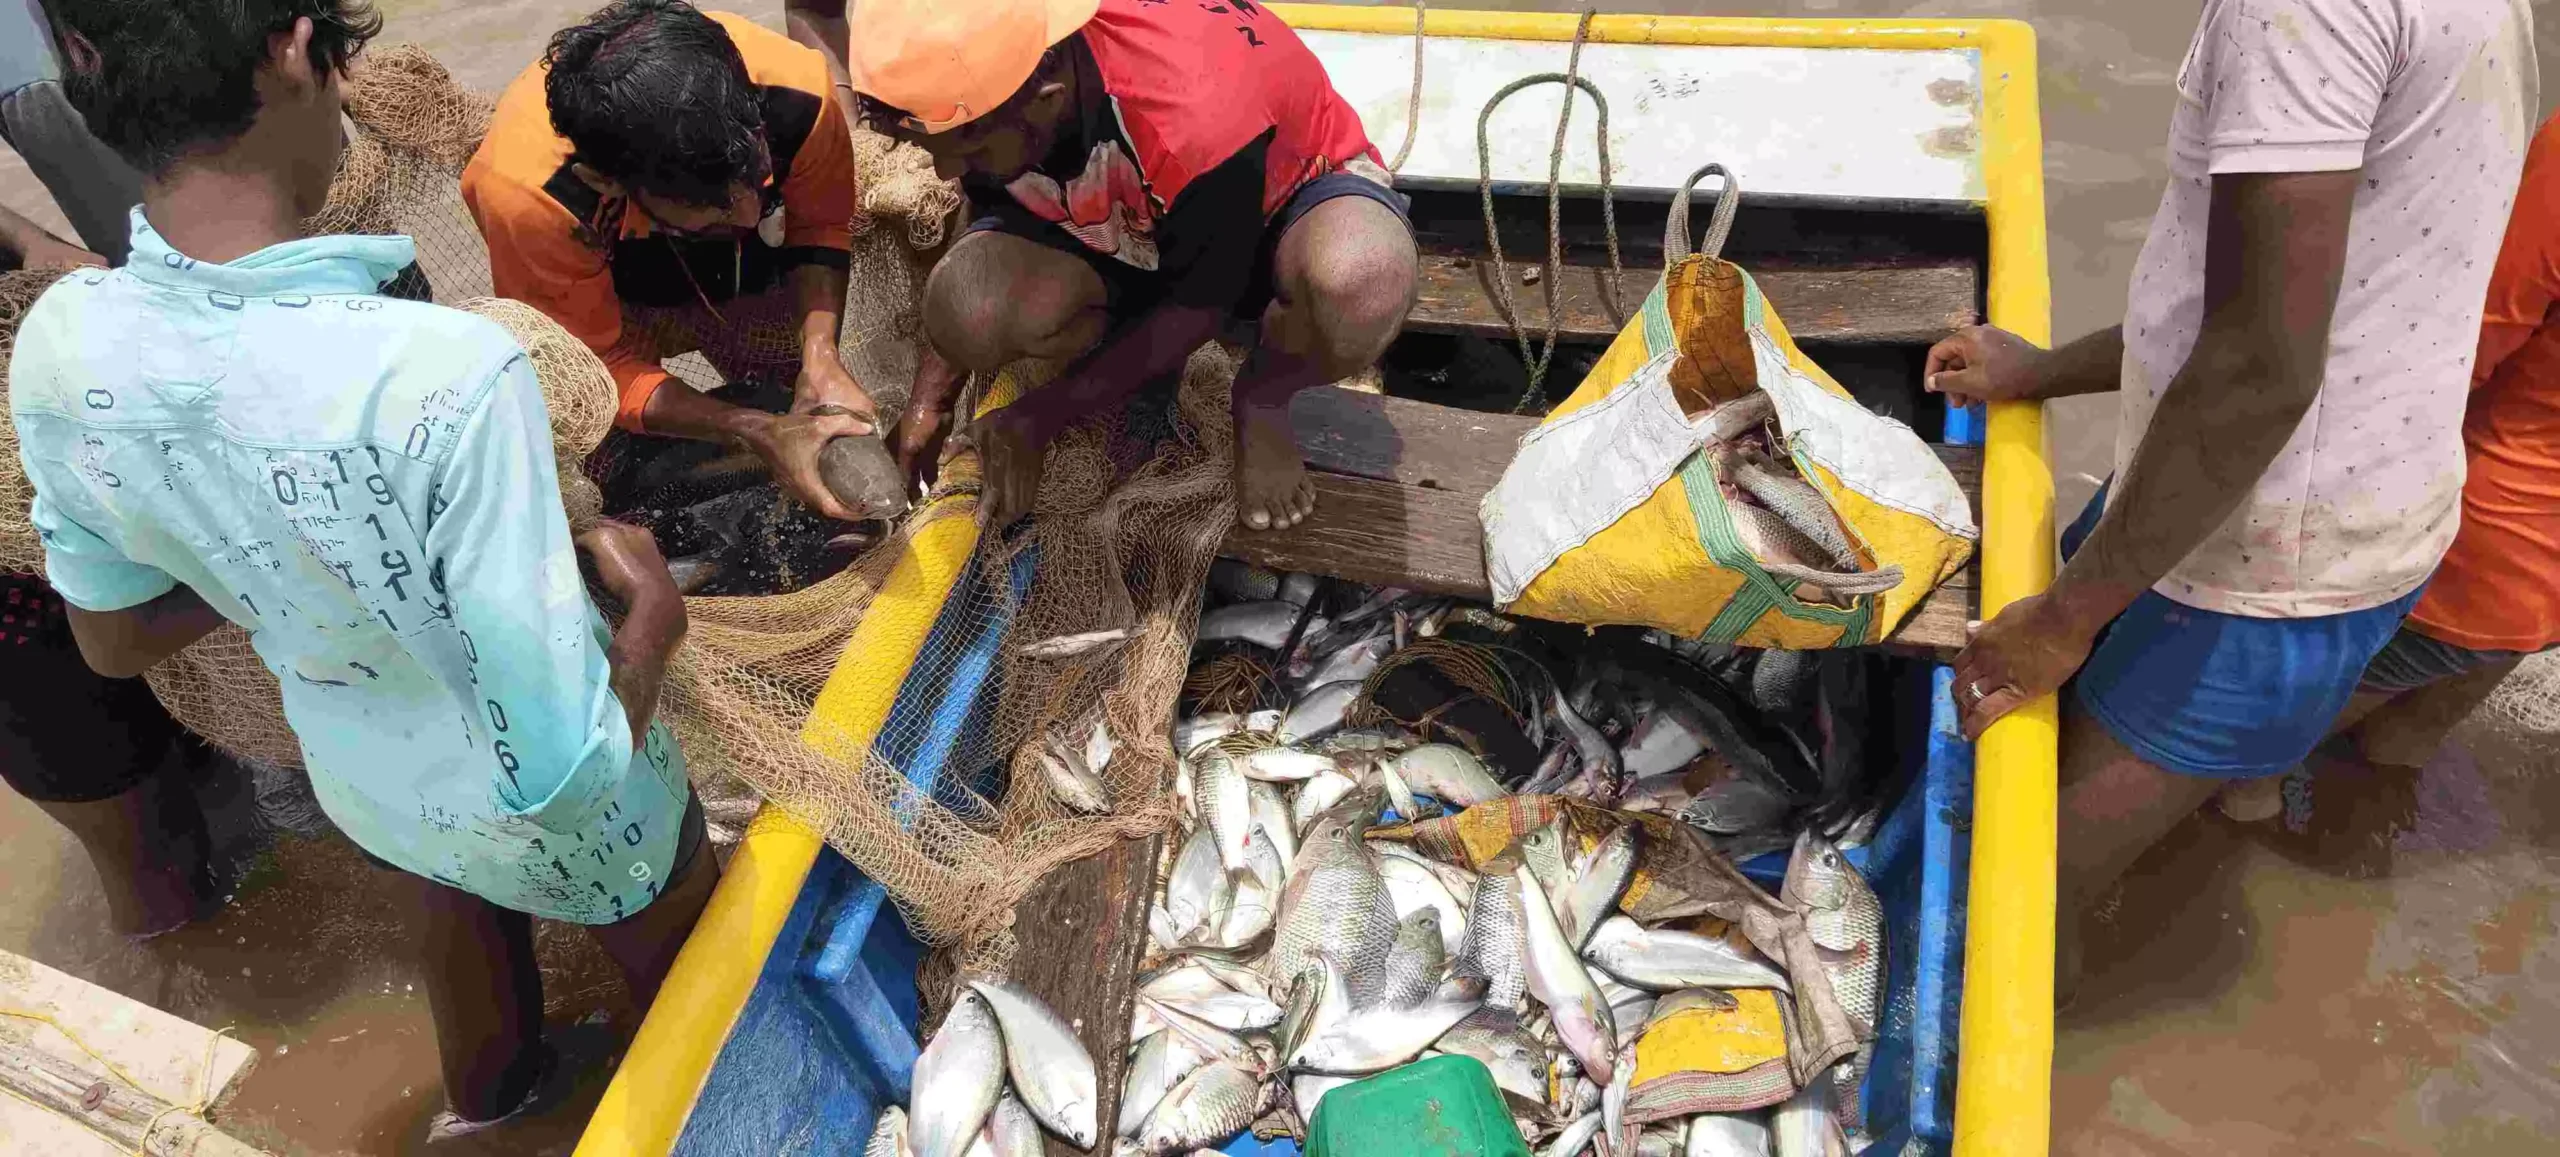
left=2037, top=573, right=2132, bottom=640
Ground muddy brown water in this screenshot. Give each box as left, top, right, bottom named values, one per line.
left=3, top=1, right=2557, bottom=1153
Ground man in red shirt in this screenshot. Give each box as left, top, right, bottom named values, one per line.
left=844, top=0, right=1418, bottom=532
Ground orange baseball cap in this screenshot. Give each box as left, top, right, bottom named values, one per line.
left=845, top=0, right=1103, bottom=134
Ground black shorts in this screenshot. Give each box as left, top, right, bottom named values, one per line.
left=963, top=169, right=1414, bottom=322
left=0, top=574, right=189, bottom=804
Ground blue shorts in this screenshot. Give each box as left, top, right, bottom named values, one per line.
left=2061, top=485, right=2425, bottom=780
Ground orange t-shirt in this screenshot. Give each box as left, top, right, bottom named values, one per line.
left=2406, top=113, right=2560, bottom=653
left=460, top=12, right=856, bottom=432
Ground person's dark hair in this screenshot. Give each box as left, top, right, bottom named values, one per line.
left=44, top=0, right=381, bottom=174
left=544, top=0, right=768, bottom=207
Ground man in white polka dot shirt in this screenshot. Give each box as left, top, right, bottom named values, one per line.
left=1924, top=0, right=2536, bottom=997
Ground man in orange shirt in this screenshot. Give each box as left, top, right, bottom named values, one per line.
left=2224, top=110, right=2560, bottom=822
left=463, top=0, right=879, bottom=521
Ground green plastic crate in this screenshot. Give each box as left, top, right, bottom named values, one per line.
left=1303, top=1055, right=1531, bottom=1157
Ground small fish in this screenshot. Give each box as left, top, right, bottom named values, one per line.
left=1036, top=727, right=1111, bottom=815
left=969, top=979, right=1100, bottom=1148
left=1633, top=1124, right=1687, bottom=1157
left=1195, top=752, right=1253, bottom=877
left=1375, top=849, right=1471, bottom=959
left=1688, top=1112, right=1775, bottom=1157
left=1280, top=951, right=1349, bottom=1067
left=1241, top=746, right=1336, bottom=783
left=1293, top=976, right=1487, bottom=1075
left=1583, top=916, right=1791, bottom=994
left=1017, top=627, right=1137, bottom=661
left=866, top=1105, right=912, bottom=1157
left=1620, top=713, right=1709, bottom=781
left=1544, top=1111, right=1604, bottom=1157
left=1454, top=864, right=1529, bottom=1016
left=1247, top=782, right=1297, bottom=888
left=1391, top=744, right=1509, bottom=807
left=910, top=990, right=1005, bottom=1157
left=1518, top=821, right=1572, bottom=897
left=1199, top=601, right=1322, bottom=651
left=1278, top=571, right=1321, bottom=608
left=1435, top=1010, right=1548, bottom=1107
left=1119, top=1032, right=1212, bottom=1140
left=1552, top=690, right=1627, bottom=802
left=1516, top=865, right=1617, bottom=1085
left=1289, top=770, right=1359, bottom=835
left=1300, top=629, right=1395, bottom=690
left=1138, top=961, right=1231, bottom=1006
left=1377, top=758, right=1422, bottom=821
left=1280, top=681, right=1362, bottom=744
left=1244, top=708, right=1286, bottom=734
left=1173, top=714, right=1241, bottom=756
left=1699, top=391, right=1774, bottom=444
left=1373, top=908, right=1447, bottom=1009
left=664, top=553, right=727, bottom=595
left=1648, top=988, right=1743, bottom=1026
left=1602, top=1040, right=1637, bottom=1151
left=1152, top=989, right=1282, bottom=1032
left=1220, top=838, right=1284, bottom=945
left=1558, top=825, right=1640, bottom=954
left=1086, top=718, right=1115, bottom=776
left=1135, top=1058, right=1272, bottom=1156
left=1161, top=826, right=1229, bottom=946
left=1208, top=559, right=1284, bottom=603
left=1680, top=775, right=1796, bottom=844
left=985, top=1091, right=1042, bottom=1157
left=1783, top=832, right=1884, bottom=1131
left=1772, top=1069, right=1849, bottom=1157
left=1291, top=1072, right=1357, bottom=1130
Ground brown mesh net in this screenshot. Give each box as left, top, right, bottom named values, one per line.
left=0, top=46, right=1233, bottom=958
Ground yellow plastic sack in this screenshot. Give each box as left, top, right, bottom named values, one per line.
left=1625, top=988, right=1798, bottom=1117
left=1480, top=167, right=1976, bottom=648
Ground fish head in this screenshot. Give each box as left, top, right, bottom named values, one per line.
left=1782, top=829, right=1855, bottom=911
left=1305, top=784, right=1386, bottom=842
left=1400, top=906, right=1441, bottom=939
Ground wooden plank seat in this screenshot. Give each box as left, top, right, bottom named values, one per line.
left=1219, top=387, right=1980, bottom=656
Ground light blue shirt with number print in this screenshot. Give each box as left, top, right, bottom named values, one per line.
left=9, top=211, right=689, bottom=924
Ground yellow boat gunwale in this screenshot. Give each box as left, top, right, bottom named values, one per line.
left=580, top=9, right=2058, bottom=1156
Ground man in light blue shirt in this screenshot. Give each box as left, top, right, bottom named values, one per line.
left=16, top=0, right=714, bottom=1136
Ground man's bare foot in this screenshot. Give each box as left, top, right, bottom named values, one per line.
left=2214, top=774, right=2286, bottom=823
left=1233, top=403, right=1315, bottom=531
left=970, top=408, right=1049, bottom=530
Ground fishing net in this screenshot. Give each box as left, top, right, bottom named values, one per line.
left=0, top=44, right=1227, bottom=957
left=2483, top=650, right=2560, bottom=733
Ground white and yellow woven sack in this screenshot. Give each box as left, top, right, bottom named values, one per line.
left=1481, top=167, right=1975, bottom=649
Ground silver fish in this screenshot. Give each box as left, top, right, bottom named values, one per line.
left=1772, top=1069, right=1849, bottom=1157
left=910, top=989, right=1005, bottom=1157
left=1119, top=1032, right=1210, bottom=1140
left=1281, top=950, right=1349, bottom=1067
left=1583, top=916, right=1791, bottom=994
left=1242, top=745, right=1337, bottom=783
left=1017, top=627, right=1136, bottom=661
left=1680, top=775, right=1796, bottom=843
left=1291, top=1072, right=1357, bottom=1130
left=1633, top=1124, right=1686, bottom=1157
left=1187, top=955, right=1274, bottom=1005
left=1700, top=390, right=1774, bottom=444
left=1783, top=833, right=1883, bottom=1132
left=1290, top=769, right=1359, bottom=835
left=1266, top=792, right=1398, bottom=1000
left=1247, top=782, right=1298, bottom=887
left=1294, top=976, right=1486, bottom=1074
left=1602, top=975, right=1658, bottom=1036
left=1391, top=744, right=1509, bottom=807
left=866, top=1105, right=912, bottom=1157
left=1209, top=559, right=1285, bottom=603
left=1436, top=1010, right=1548, bottom=1107
left=1301, top=629, right=1395, bottom=691
left=1136, top=1058, right=1272, bottom=1156
left=1374, top=907, right=1447, bottom=1009
left=1244, top=708, right=1286, bottom=735
left=1687, top=1112, right=1775, bottom=1157
left=1377, top=758, right=1422, bottom=821
left=1199, top=601, right=1321, bottom=651
left=1552, top=690, right=1626, bottom=802
left=1620, top=713, right=1709, bottom=781
left=1139, top=961, right=1232, bottom=1006
left=969, top=979, right=1100, bottom=1148
left=1280, top=681, right=1362, bottom=745
left=1375, top=849, right=1471, bottom=958
left=1196, top=751, right=1253, bottom=877
left=1174, top=713, right=1242, bottom=756
left=1748, top=649, right=1815, bottom=721
left=1516, top=865, right=1617, bottom=1086
left=1221, top=838, right=1284, bottom=945
left=1152, top=989, right=1281, bottom=1032
left=1648, top=988, right=1742, bottom=1026
left=1161, top=826, right=1229, bottom=947
left=1455, top=866, right=1529, bottom=1016
left=1558, top=825, right=1640, bottom=954
left=1037, top=726, right=1112, bottom=815
left=986, top=1091, right=1042, bottom=1157
left=1602, top=1041, right=1636, bottom=1151
left=1519, top=821, right=1572, bottom=897
left=1544, top=1111, right=1604, bottom=1157
left=1278, top=571, right=1321, bottom=608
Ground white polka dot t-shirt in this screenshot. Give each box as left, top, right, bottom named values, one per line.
left=2115, top=0, right=2538, bottom=617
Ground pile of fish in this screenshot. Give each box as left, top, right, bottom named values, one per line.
left=1093, top=569, right=1893, bottom=1155
left=871, top=977, right=1102, bottom=1157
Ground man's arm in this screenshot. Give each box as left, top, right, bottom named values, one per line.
left=975, top=302, right=1230, bottom=526
left=64, top=586, right=226, bottom=678
left=1954, top=168, right=2359, bottom=735
left=1924, top=325, right=2124, bottom=404
left=0, top=205, right=104, bottom=271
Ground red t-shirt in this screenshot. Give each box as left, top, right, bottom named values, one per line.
left=984, top=0, right=1378, bottom=308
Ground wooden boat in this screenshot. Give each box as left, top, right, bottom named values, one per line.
left=575, top=9, right=2059, bottom=1156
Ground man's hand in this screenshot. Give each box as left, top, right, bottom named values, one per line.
left=1951, top=589, right=2112, bottom=739
left=968, top=409, right=1047, bottom=531
left=577, top=519, right=682, bottom=610
left=19, top=235, right=104, bottom=270
left=793, top=351, right=877, bottom=419
left=1925, top=325, right=2052, bottom=405
left=891, top=398, right=953, bottom=493
left=746, top=408, right=875, bottom=523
